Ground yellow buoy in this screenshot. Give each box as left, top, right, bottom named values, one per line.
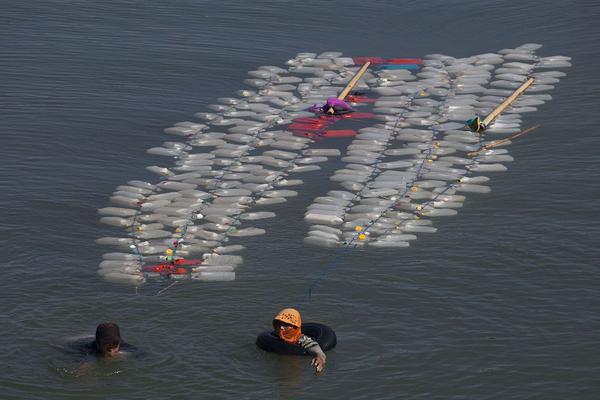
left=358, top=233, right=366, bottom=240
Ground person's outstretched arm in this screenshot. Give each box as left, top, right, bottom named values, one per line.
left=298, top=335, right=326, bottom=373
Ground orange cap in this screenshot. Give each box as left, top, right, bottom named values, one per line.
left=273, top=308, right=302, bottom=344
left=273, top=308, right=301, bottom=328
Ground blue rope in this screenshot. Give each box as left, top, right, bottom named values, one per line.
left=169, top=110, right=287, bottom=260
left=303, top=90, right=435, bottom=302
left=302, top=77, right=477, bottom=301
left=127, top=106, right=285, bottom=268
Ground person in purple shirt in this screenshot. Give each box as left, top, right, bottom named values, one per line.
left=309, top=97, right=354, bottom=115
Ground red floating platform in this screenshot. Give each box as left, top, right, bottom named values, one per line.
left=353, top=57, right=423, bottom=65
left=321, top=130, right=357, bottom=138
left=142, top=258, right=203, bottom=276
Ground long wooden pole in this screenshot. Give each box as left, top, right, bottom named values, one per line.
left=482, top=77, right=535, bottom=127
left=338, top=61, right=371, bottom=100
left=467, top=124, right=541, bottom=157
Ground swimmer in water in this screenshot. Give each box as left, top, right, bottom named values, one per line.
left=273, top=308, right=327, bottom=373
left=308, top=97, right=354, bottom=116
left=69, top=323, right=137, bottom=376
left=93, top=322, right=123, bottom=357
left=322, top=97, right=354, bottom=115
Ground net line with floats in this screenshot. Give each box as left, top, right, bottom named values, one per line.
left=95, top=45, right=570, bottom=289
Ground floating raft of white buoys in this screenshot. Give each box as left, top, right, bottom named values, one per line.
left=97, top=44, right=570, bottom=284
left=302, top=45, right=569, bottom=249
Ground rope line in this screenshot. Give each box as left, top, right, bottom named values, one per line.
left=302, top=70, right=468, bottom=301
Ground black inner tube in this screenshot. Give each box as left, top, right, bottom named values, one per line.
left=256, top=322, right=337, bottom=356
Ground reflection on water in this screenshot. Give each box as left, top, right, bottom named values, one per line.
left=274, top=356, right=306, bottom=396
left=51, top=361, right=125, bottom=380
left=50, top=336, right=134, bottom=381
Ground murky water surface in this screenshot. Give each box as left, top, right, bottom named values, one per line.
left=1, top=1, right=599, bottom=398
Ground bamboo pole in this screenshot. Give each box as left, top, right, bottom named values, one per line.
left=467, top=124, right=541, bottom=157
left=482, top=77, right=535, bottom=127
left=338, top=61, right=371, bottom=100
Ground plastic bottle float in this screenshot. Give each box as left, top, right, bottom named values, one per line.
left=96, top=45, right=571, bottom=285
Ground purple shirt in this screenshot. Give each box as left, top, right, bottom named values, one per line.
left=325, top=97, right=353, bottom=111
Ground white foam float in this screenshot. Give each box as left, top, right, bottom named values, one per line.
left=302, top=45, right=569, bottom=251
left=98, top=46, right=569, bottom=284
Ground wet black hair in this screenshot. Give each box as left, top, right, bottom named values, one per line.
left=95, top=322, right=122, bottom=354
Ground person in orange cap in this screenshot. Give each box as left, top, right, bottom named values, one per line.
left=273, top=308, right=326, bottom=373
